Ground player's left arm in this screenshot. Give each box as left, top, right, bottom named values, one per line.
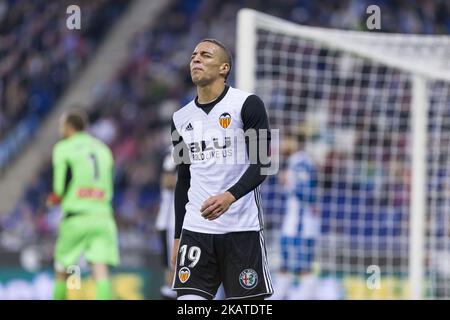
left=106, top=147, right=115, bottom=202
left=201, top=95, right=271, bottom=220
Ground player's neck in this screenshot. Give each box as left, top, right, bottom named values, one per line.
left=65, top=130, right=84, bottom=139
left=196, top=81, right=226, bottom=104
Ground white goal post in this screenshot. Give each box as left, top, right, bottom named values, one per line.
left=236, top=8, right=450, bottom=300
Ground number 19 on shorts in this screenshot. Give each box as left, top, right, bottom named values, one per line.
left=179, top=245, right=201, bottom=268
left=177, top=245, right=201, bottom=284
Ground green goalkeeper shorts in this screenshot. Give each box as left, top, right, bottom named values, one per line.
left=54, top=212, right=119, bottom=270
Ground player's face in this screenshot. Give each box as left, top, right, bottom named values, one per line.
left=58, top=115, right=69, bottom=138
left=190, top=42, right=227, bottom=86
left=280, top=136, right=299, bottom=156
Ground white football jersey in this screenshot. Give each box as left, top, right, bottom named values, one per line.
left=172, top=87, right=263, bottom=234
left=155, top=150, right=176, bottom=261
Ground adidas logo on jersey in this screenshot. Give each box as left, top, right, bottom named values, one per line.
left=186, top=123, right=194, bottom=131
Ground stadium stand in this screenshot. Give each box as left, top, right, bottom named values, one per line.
left=0, top=0, right=130, bottom=170
left=0, top=0, right=449, bottom=298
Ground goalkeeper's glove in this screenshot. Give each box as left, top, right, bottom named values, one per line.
left=46, top=193, right=62, bottom=206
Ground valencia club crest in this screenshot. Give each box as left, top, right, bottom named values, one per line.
left=219, top=112, right=231, bottom=129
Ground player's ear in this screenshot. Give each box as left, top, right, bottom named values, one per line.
left=220, top=63, right=230, bottom=77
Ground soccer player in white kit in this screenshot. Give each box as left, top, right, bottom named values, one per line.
left=171, top=39, right=273, bottom=300
left=155, top=147, right=177, bottom=299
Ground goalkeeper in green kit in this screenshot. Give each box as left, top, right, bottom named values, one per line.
left=47, top=110, right=119, bottom=300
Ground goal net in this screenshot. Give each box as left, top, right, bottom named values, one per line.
left=236, top=9, right=450, bottom=299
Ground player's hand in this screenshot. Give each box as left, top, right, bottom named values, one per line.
left=200, top=192, right=236, bottom=221
left=46, top=192, right=61, bottom=207
left=171, top=239, right=180, bottom=269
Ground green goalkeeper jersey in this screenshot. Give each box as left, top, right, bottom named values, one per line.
left=52, top=132, right=114, bottom=217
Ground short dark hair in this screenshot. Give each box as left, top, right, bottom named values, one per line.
left=200, top=38, right=233, bottom=80
left=65, top=110, right=88, bottom=131
left=286, top=126, right=307, bottom=145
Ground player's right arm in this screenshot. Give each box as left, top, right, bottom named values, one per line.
left=48, top=142, right=67, bottom=205
left=171, top=119, right=191, bottom=267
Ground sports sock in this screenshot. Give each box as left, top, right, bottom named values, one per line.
left=53, top=279, right=67, bottom=300
left=95, top=279, right=112, bottom=300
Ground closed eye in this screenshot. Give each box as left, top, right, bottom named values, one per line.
left=191, top=51, right=213, bottom=60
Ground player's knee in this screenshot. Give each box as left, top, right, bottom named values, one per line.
left=54, top=262, right=68, bottom=280
left=240, top=294, right=268, bottom=300
left=55, top=271, right=68, bottom=281
left=91, top=263, right=109, bottom=280
left=177, top=294, right=207, bottom=300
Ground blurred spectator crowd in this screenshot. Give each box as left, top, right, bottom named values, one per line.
left=0, top=0, right=449, bottom=267
left=0, top=0, right=129, bottom=169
